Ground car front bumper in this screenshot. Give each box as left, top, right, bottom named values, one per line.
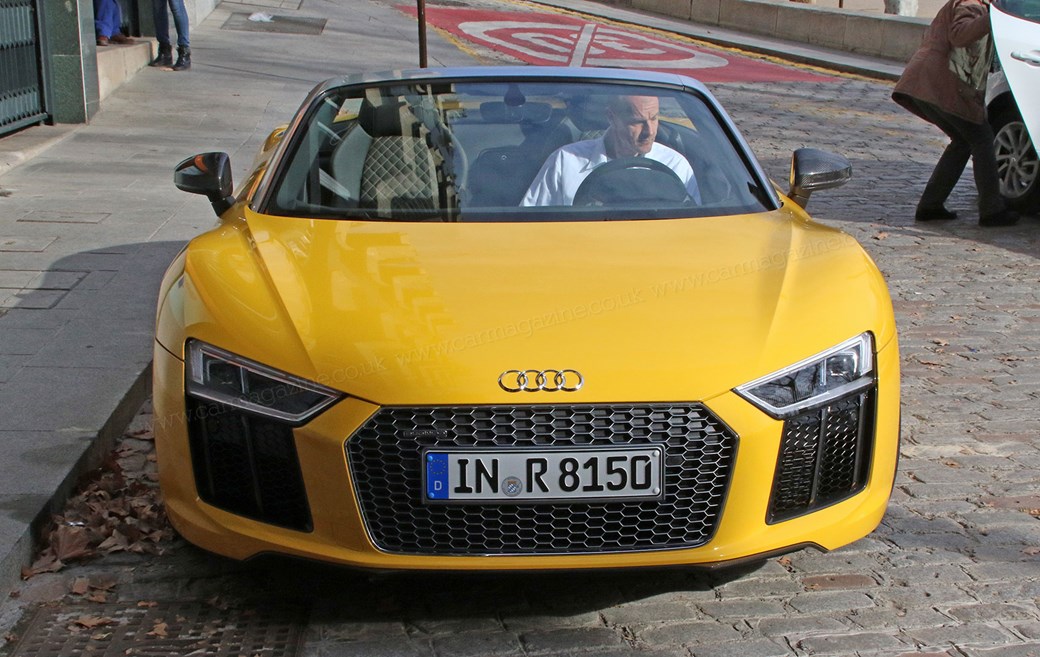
left=152, top=337, right=900, bottom=571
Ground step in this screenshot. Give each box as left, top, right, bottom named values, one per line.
left=96, top=39, right=156, bottom=102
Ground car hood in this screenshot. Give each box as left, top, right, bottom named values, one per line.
left=174, top=206, right=895, bottom=405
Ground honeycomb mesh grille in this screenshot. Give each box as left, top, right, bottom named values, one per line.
left=187, top=398, right=312, bottom=531
left=346, top=404, right=737, bottom=555
left=818, top=398, right=866, bottom=498
left=769, top=415, right=819, bottom=515
left=769, top=389, right=874, bottom=523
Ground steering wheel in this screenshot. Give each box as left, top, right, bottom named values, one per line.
left=572, top=157, right=690, bottom=207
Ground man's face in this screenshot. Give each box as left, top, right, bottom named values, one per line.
left=608, top=96, right=660, bottom=157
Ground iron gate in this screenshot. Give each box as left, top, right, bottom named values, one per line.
left=0, top=0, right=48, bottom=136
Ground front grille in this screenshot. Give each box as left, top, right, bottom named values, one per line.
left=346, top=404, right=737, bottom=555
left=768, top=388, right=875, bottom=523
left=186, top=398, right=312, bottom=531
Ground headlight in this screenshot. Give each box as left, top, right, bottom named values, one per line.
left=185, top=340, right=342, bottom=425
left=735, top=333, right=874, bottom=419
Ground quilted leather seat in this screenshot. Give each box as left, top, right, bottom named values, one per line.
left=331, top=100, right=438, bottom=212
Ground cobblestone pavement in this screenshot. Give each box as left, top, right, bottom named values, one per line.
left=3, top=3, right=1040, bottom=657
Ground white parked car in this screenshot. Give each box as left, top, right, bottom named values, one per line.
left=989, top=0, right=1040, bottom=212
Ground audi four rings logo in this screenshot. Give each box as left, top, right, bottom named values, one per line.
left=499, top=369, right=584, bottom=393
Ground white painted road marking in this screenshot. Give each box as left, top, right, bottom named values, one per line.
left=458, top=20, right=728, bottom=69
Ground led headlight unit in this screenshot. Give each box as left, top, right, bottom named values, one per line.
left=735, top=333, right=874, bottom=419
left=186, top=339, right=342, bottom=425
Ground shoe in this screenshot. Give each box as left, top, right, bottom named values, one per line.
left=96, top=36, right=109, bottom=46
left=172, top=46, right=191, bottom=71
left=150, top=44, right=173, bottom=67
left=979, top=209, right=1020, bottom=227
left=915, top=206, right=957, bottom=221
left=110, top=33, right=134, bottom=44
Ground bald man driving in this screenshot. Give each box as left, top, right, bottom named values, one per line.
left=521, top=95, right=701, bottom=207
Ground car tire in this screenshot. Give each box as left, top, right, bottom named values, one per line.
left=991, top=105, right=1040, bottom=214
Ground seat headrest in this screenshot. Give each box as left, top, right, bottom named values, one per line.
left=567, top=95, right=610, bottom=132
left=357, top=100, right=406, bottom=138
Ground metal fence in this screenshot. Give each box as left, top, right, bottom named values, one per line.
left=0, top=0, right=47, bottom=137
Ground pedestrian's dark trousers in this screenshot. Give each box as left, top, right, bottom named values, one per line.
left=909, top=98, right=1005, bottom=216
left=152, top=0, right=190, bottom=48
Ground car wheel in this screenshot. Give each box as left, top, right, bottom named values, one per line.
left=991, top=106, right=1040, bottom=213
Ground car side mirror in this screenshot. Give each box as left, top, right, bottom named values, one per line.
left=175, top=152, right=236, bottom=217
left=788, top=148, right=852, bottom=208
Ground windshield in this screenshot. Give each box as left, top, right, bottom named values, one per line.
left=263, top=79, right=773, bottom=222
left=995, top=0, right=1040, bottom=20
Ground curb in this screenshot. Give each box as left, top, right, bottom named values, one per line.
left=0, top=126, right=77, bottom=180
left=0, top=365, right=152, bottom=598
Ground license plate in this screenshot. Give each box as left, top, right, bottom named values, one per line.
left=423, top=447, right=663, bottom=503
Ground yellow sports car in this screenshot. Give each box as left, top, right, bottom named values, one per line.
left=153, top=66, right=899, bottom=571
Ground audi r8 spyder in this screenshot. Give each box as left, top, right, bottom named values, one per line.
left=153, top=66, right=900, bottom=571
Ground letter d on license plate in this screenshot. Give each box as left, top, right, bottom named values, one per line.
left=423, top=447, right=663, bottom=503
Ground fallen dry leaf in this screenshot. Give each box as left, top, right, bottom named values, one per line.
left=117, top=444, right=144, bottom=457
left=97, top=530, right=130, bottom=554
left=91, top=575, right=119, bottom=591
left=137, top=601, right=159, bottom=608
left=52, top=525, right=93, bottom=562
left=206, top=595, right=230, bottom=611
left=148, top=621, right=168, bottom=638
left=23, top=554, right=63, bottom=579
left=73, top=615, right=115, bottom=629
left=71, top=577, right=90, bottom=596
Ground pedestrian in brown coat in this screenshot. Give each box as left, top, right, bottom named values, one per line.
left=892, top=0, right=1018, bottom=226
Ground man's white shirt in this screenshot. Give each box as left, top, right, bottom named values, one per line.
left=520, top=138, right=701, bottom=207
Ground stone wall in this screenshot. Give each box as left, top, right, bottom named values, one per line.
left=620, top=0, right=928, bottom=61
